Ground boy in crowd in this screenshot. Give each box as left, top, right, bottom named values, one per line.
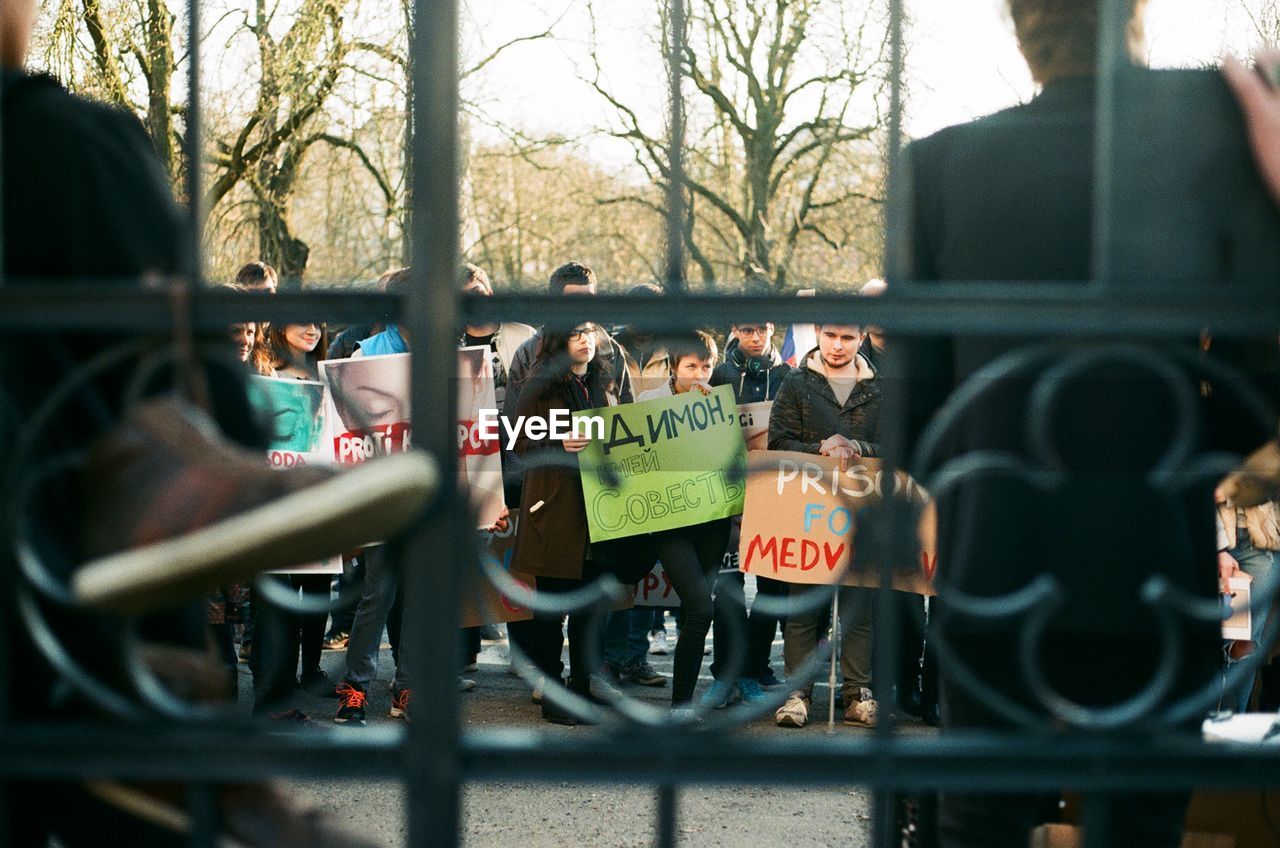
left=768, top=324, right=882, bottom=728
left=236, top=260, right=279, bottom=293
left=612, top=282, right=671, bottom=396
left=701, top=322, right=793, bottom=705
left=635, top=332, right=736, bottom=708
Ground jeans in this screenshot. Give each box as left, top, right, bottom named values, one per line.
left=604, top=608, right=653, bottom=669
left=325, top=554, right=364, bottom=637
left=709, top=571, right=787, bottom=681
left=343, top=545, right=409, bottom=690
left=1225, top=528, right=1276, bottom=712
left=782, top=585, right=873, bottom=702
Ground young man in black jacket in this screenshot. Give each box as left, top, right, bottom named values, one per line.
left=768, top=324, right=882, bottom=728
left=898, top=2, right=1276, bottom=845
left=710, top=322, right=792, bottom=404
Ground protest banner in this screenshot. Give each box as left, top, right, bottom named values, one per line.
left=737, top=401, right=772, bottom=452
left=575, top=385, right=748, bottom=542
left=457, top=346, right=505, bottom=529
left=634, top=564, right=681, bottom=607
left=320, top=350, right=503, bottom=528
left=463, top=509, right=535, bottom=628
left=738, top=451, right=937, bottom=594
left=247, top=376, right=341, bottom=574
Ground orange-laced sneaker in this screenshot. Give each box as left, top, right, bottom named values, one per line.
left=390, top=687, right=412, bottom=722
left=334, top=682, right=367, bottom=726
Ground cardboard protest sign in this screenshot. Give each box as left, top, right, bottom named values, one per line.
left=247, top=376, right=341, bottom=574
left=737, top=401, right=772, bottom=452
left=457, top=346, right=505, bottom=529
left=1221, top=574, right=1252, bottom=642
left=575, top=385, right=748, bottom=542
left=463, top=509, right=535, bottom=628
left=320, top=350, right=503, bottom=528
left=738, top=451, right=937, bottom=594
left=634, top=564, right=681, bottom=607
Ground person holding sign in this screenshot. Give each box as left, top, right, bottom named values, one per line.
left=635, top=332, right=736, bottom=711
left=249, top=328, right=335, bottom=721
left=510, top=322, right=655, bottom=725
left=768, top=324, right=883, bottom=728
left=706, top=322, right=793, bottom=701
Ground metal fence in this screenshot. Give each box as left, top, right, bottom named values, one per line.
left=3, top=1, right=1280, bottom=847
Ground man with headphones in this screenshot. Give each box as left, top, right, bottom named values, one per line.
left=703, top=323, right=794, bottom=701
left=711, top=323, right=792, bottom=404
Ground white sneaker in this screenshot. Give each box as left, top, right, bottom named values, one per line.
left=775, top=690, right=810, bottom=728
left=648, top=629, right=670, bottom=655
left=843, top=687, right=878, bottom=727
left=458, top=677, right=477, bottom=692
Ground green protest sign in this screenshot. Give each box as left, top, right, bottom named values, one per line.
left=575, top=385, right=747, bottom=541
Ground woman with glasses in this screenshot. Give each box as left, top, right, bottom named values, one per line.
left=510, top=322, right=657, bottom=724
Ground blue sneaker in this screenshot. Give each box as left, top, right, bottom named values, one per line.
left=757, top=669, right=785, bottom=689
left=699, top=679, right=740, bottom=709
left=738, top=678, right=766, bottom=705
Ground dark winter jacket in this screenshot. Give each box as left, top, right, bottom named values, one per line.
left=710, top=338, right=792, bottom=403
left=768, top=348, right=881, bottom=457
left=508, top=365, right=614, bottom=580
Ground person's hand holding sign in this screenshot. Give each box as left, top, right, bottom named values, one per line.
left=562, top=435, right=591, bottom=453
left=690, top=380, right=713, bottom=396
left=819, top=433, right=860, bottom=472
left=1218, top=549, right=1241, bottom=582
left=488, top=506, right=510, bottom=534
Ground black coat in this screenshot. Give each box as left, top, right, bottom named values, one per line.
left=508, top=366, right=654, bottom=581
left=710, top=340, right=792, bottom=403
left=767, top=350, right=882, bottom=457
left=899, top=77, right=1274, bottom=638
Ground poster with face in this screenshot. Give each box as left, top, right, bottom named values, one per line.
left=320, top=353, right=413, bottom=464
left=247, top=375, right=342, bottom=574
left=320, top=350, right=504, bottom=529
left=457, top=346, right=506, bottom=529
left=248, top=376, right=328, bottom=466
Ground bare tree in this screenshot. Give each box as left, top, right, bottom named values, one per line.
left=587, top=0, right=891, bottom=291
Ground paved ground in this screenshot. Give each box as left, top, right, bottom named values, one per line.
left=238, top=620, right=930, bottom=847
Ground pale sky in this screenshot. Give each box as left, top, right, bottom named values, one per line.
left=461, top=0, right=1273, bottom=167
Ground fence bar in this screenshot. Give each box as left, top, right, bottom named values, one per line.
left=871, top=790, right=897, bottom=848
left=656, top=784, right=678, bottom=848
left=1080, top=794, right=1114, bottom=848
left=1091, top=0, right=1129, bottom=290
left=0, top=287, right=1277, bottom=337
left=664, top=0, right=688, bottom=295
left=183, top=0, right=203, bottom=276
left=3, top=725, right=1280, bottom=788
left=407, top=0, right=464, bottom=846
left=185, top=783, right=218, bottom=848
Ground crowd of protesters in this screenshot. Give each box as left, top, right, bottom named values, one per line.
left=211, top=252, right=1280, bottom=741
left=212, top=258, right=940, bottom=731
